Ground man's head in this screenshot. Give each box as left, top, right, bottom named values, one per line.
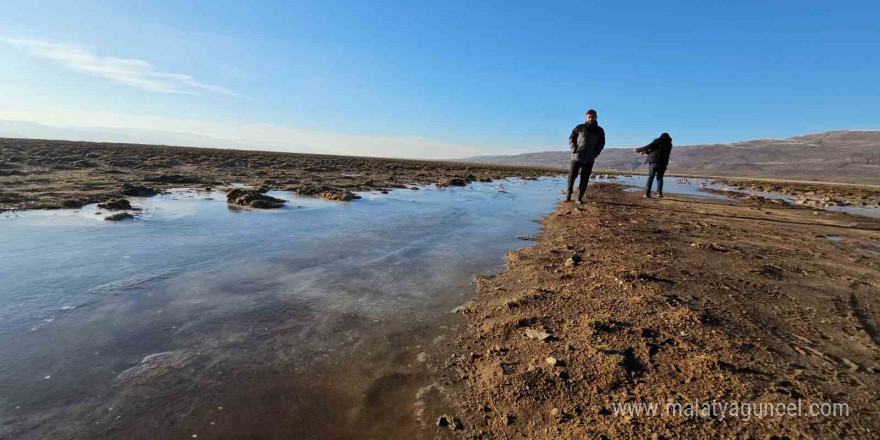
left=585, top=109, right=597, bottom=125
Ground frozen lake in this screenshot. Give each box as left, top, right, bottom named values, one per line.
left=0, top=178, right=562, bottom=439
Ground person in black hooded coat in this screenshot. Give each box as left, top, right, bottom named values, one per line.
left=633, top=133, right=673, bottom=198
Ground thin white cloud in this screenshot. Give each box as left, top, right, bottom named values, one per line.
left=3, top=38, right=240, bottom=97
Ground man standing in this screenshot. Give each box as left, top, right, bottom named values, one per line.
left=633, top=132, right=673, bottom=198
left=567, top=109, right=605, bottom=204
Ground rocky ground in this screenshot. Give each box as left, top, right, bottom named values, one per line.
left=452, top=184, right=880, bottom=439
left=0, top=138, right=562, bottom=211
left=706, top=178, right=880, bottom=209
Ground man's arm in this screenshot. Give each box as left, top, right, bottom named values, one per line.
left=569, top=126, right=579, bottom=152
left=635, top=138, right=660, bottom=154
left=597, top=128, right=606, bottom=156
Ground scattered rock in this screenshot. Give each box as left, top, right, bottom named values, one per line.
left=120, top=183, right=158, bottom=197
left=145, top=174, right=203, bottom=184
left=97, top=199, right=132, bottom=211
left=104, top=212, right=134, bottom=221
left=226, top=188, right=286, bottom=209
left=500, top=363, right=516, bottom=374
left=438, top=178, right=467, bottom=188
left=436, top=414, right=463, bottom=430
left=524, top=329, right=552, bottom=341
left=504, top=413, right=516, bottom=425
left=61, top=200, right=85, bottom=209
left=317, top=191, right=361, bottom=202
left=690, top=241, right=730, bottom=252
left=564, top=253, right=583, bottom=267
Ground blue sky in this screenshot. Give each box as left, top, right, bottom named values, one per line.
left=1, top=0, right=878, bottom=158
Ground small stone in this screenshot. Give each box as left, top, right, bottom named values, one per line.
left=564, top=253, right=583, bottom=267
left=436, top=414, right=463, bottom=430
left=524, top=329, right=551, bottom=341
left=546, top=356, right=559, bottom=366
left=500, top=363, right=516, bottom=375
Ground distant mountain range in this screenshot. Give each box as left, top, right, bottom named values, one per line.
left=461, top=130, right=880, bottom=184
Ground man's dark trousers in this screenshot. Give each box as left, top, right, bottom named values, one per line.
left=567, top=160, right=593, bottom=200
left=646, top=163, right=666, bottom=196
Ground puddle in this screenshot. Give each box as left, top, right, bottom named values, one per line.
left=592, top=174, right=880, bottom=218
left=592, top=175, right=729, bottom=199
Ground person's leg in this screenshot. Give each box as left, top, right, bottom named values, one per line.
left=656, top=166, right=666, bottom=197
left=577, top=161, right=593, bottom=202
left=566, top=161, right=581, bottom=201
left=645, top=163, right=656, bottom=197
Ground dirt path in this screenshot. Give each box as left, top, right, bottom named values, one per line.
left=454, top=184, right=880, bottom=439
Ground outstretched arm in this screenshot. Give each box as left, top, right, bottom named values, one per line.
left=635, top=138, right=660, bottom=154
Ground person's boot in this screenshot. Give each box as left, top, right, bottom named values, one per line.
left=644, top=192, right=652, bottom=198
left=565, top=191, right=572, bottom=202
left=657, top=192, right=664, bottom=199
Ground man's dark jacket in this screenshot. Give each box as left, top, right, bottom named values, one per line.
left=569, top=123, right=605, bottom=163
left=635, top=134, right=673, bottom=167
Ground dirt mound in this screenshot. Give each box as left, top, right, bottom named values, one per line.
left=453, top=184, right=880, bottom=439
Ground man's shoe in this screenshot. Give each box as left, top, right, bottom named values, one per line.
left=657, top=193, right=664, bottom=199
left=565, top=192, right=572, bottom=202
left=577, top=199, right=585, bottom=205
left=644, top=194, right=651, bottom=198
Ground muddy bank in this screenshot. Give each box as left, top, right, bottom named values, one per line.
left=453, top=184, right=880, bottom=439
left=0, top=138, right=563, bottom=211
